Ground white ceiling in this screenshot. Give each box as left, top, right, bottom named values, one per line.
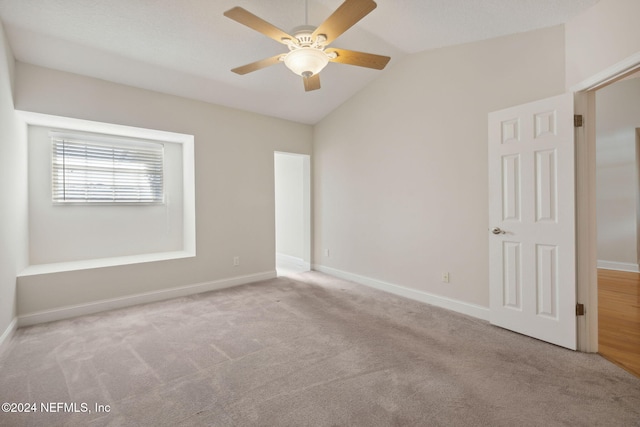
left=0, top=0, right=599, bottom=124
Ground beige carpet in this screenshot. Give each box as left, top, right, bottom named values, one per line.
left=1, top=271, right=639, bottom=426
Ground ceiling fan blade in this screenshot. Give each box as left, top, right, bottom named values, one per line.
left=312, top=0, right=377, bottom=45
left=231, top=55, right=283, bottom=75
left=303, top=74, right=321, bottom=91
left=224, top=7, right=293, bottom=44
left=327, top=48, right=390, bottom=70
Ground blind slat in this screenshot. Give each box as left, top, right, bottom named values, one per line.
left=52, top=136, right=164, bottom=204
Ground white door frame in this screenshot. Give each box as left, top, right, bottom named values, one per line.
left=572, top=55, right=640, bottom=352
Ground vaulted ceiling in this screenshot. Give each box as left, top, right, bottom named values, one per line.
left=0, top=0, right=599, bottom=124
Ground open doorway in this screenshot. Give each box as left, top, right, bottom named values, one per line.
left=274, top=152, right=311, bottom=276
left=595, top=76, right=640, bottom=273
left=593, top=74, right=640, bottom=377
left=575, top=61, right=640, bottom=353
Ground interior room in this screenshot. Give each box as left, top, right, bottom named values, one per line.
left=0, top=0, right=639, bottom=425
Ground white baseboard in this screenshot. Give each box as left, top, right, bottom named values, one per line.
left=0, top=317, right=17, bottom=356
left=17, top=271, right=276, bottom=327
left=597, top=260, right=640, bottom=273
left=312, top=265, right=490, bottom=321
left=276, top=253, right=310, bottom=270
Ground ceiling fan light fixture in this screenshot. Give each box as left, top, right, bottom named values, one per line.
left=283, top=47, right=329, bottom=77
left=224, top=0, right=390, bottom=92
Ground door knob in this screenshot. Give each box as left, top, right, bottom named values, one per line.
left=491, top=227, right=506, bottom=235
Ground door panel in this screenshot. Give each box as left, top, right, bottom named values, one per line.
left=502, top=155, right=521, bottom=221
left=489, top=93, right=576, bottom=350
left=503, top=241, right=522, bottom=309
left=535, top=149, right=557, bottom=222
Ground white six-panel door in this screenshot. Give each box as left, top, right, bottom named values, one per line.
left=488, top=93, right=576, bottom=350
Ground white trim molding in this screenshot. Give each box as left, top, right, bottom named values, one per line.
left=18, top=251, right=195, bottom=277
left=17, top=271, right=276, bottom=327
left=313, top=265, right=490, bottom=321
left=570, top=51, right=640, bottom=92
left=15, top=110, right=197, bottom=267
left=0, top=318, right=18, bottom=356
left=597, top=260, right=640, bottom=273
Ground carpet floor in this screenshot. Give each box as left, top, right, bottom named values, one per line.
left=0, top=271, right=639, bottom=426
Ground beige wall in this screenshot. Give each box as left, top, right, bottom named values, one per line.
left=313, top=26, right=566, bottom=308
left=595, top=77, right=640, bottom=268
left=15, top=63, right=312, bottom=316
left=0, top=20, right=28, bottom=339
left=566, top=0, right=640, bottom=89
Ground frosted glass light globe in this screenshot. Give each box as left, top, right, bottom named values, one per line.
left=284, top=48, right=329, bottom=77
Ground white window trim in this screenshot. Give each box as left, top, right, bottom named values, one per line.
left=17, top=111, right=196, bottom=275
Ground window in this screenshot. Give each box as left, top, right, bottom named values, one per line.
left=52, top=132, right=164, bottom=203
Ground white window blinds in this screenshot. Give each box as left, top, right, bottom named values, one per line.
left=52, top=134, right=164, bottom=203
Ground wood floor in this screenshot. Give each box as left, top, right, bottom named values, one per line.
left=598, top=269, right=640, bottom=378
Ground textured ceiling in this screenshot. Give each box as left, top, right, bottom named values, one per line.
left=0, top=0, right=599, bottom=124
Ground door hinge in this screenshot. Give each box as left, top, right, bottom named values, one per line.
left=574, top=114, right=583, bottom=127
left=576, top=303, right=585, bottom=316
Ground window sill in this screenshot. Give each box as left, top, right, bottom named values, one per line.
left=18, top=251, right=195, bottom=277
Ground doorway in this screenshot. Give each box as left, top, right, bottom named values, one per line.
left=593, top=74, right=640, bottom=376
left=595, top=78, right=640, bottom=274
left=574, top=63, right=640, bottom=375
left=274, top=152, right=311, bottom=276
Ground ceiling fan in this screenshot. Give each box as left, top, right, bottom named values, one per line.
left=224, top=0, right=390, bottom=91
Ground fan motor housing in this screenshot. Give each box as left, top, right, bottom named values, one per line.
left=290, top=25, right=319, bottom=47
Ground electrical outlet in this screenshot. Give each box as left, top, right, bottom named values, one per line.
left=441, top=272, right=450, bottom=283
left=233, top=256, right=240, bottom=266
